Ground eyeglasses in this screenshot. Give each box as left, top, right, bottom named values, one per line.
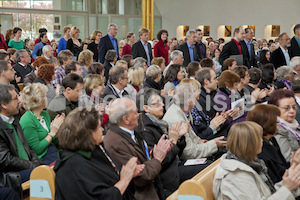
left=279, top=105, right=297, bottom=111
left=151, top=101, right=163, bottom=105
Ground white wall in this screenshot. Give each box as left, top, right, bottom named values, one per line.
left=155, top=0, right=300, bottom=41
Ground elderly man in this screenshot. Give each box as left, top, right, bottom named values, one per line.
left=42, top=45, right=54, bottom=61
left=289, top=24, right=300, bottom=59
left=177, top=29, right=200, bottom=67
left=163, top=50, right=184, bottom=76
left=104, top=97, right=172, bottom=200
left=163, top=83, right=226, bottom=160
left=13, top=49, right=33, bottom=83
left=0, top=84, right=43, bottom=197
left=99, top=23, right=118, bottom=64
left=219, top=26, right=250, bottom=68
left=270, top=32, right=291, bottom=69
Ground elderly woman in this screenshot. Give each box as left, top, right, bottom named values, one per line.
left=34, top=64, right=57, bottom=104
left=164, top=64, right=185, bottom=92
left=214, top=70, right=246, bottom=128
left=54, top=107, right=142, bottom=199
left=78, top=49, right=94, bottom=78
left=213, top=121, right=300, bottom=200
left=268, top=89, right=300, bottom=162
left=24, top=56, right=50, bottom=86
left=274, top=66, right=294, bottom=89
left=125, top=66, right=144, bottom=99
left=20, top=83, right=64, bottom=165
left=66, top=26, right=86, bottom=60
left=247, top=104, right=291, bottom=184
left=163, top=83, right=226, bottom=160
left=144, top=64, right=163, bottom=91
left=291, top=56, right=300, bottom=74
left=154, top=29, right=169, bottom=65
left=88, top=30, right=102, bottom=62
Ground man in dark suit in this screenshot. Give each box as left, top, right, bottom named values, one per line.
left=289, top=24, right=300, bottom=59
left=131, top=28, right=153, bottom=66
left=103, top=49, right=117, bottom=84
left=99, top=23, right=118, bottom=64
left=177, top=29, right=200, bottom=67
left=13, top=49, right=34, bottom=83
left=242, top=27, right=258, bottom=68
left=270, top=33, right=291, bottom=69
left=195, top=29, right=206, bottom=60
left=219, top=26, right=250, bottom=68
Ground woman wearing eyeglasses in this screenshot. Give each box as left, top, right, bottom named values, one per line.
left=268, top=89, right=300, bottom=163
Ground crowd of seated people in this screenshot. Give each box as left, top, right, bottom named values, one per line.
left=1, top=22, right=300, bottom=200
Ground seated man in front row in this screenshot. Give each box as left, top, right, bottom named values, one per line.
left=0, top=84, right=43, bottom=197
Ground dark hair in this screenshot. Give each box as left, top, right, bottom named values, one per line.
left=268, top=89, right=295, bottom=107
left=0, top=84, right=15, bottom=112
left=247, top=104, right=280, bottom=136
left=39, top=28, right=48, bottom=33
left=122, top=54, right=133, bottom=68
left=196, top=68, right=212, bottom=85
left=219, top=38, right=225, bottom=43
left=248, top=68, right=262, bottom=84
left=195, top=29, right=202, bottom=33
left=218, top=70, right=240, bottom=89
left=37, top=64, right=55, bottom=82
left=0, top=60, right=10, bottom=75
left=126, top=32, right=134, bottom=39
left=109, top=66, right=126, bottom=84
left=62, top=73, right=83, bottom=90
left=0, top=50, right=8, bottom=60
left=294, top=24, right=300, bottom=34
left=105, top=50, right=117, bottom=62
left=200, top=58, right=214, bottom=68
left=65, top=61, right=79, bottom=75
left=136, top=88, right=160, bottom=112
left=259, top=50, right=270, bottom=65
left=212, top=48, right=220, bottom=58
left=32, top=56, right=50, bottom=70
left=292, top=75, right=300, bottom=93
left=187, top=61, right=200, bottom=78
left=232, top=65, right=248, bottom=79
left=57, top=107, right=100, bottom=151
left=157, top=29, right=168, bottom=41
left=244, top=27, right=252, bottom=34
left=260, top=63, right=275, bottom=85
left=233, top=27, right=241, bottom=35
left=88, top=62, right=104, bottom=75
left=164, top=64, right=182, bottom=84
left=39, top=32, right=47, bottom=39
left=222, top=58, right=236, bottom=71
left=13, top=27, right=22, bottom=34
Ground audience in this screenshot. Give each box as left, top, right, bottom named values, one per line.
left=78, top=49, right=94, bottom=78
left=87, top=30, right=102, bottom=62
left=24, top=56, right=50, bottom=86
left=164, top=64, right=185, bottom=92
left=57, top=26, right=71, bottom=53
left=125, top=66, right=144, bottom=99
left=88, top=62, right=104, bottom=76
left=122, top=32, right=135, bottom=57
left=292, top=75, right=300, bottom=123
left=66, top=26, right=85, bottom=60
left=274, top=65, right=293, bottom=89
left=186, top=61, right=201, bottom=79
left=154, top=29, right=169, bottom=65
left=0, top=60, right=16, bottom=85
left=65, top=60, right=83, bottom=76
left=53, top=49, right=73, bottom=85
left=8, top=27, right=24, bottom=50
left=222, top=57, right=237, bottom=71
left=122, top=54, right=134, bottom=68
left=103, top=49, right=117, bottom=83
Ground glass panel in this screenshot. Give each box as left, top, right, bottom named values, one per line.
left=31, top=0, right=53, bottom=9
left=89, top=0, right=96, bottom=14
left=31, top=14, right=54, bottom=40
left=154, top=3, right=161, bottom=16
left=0, top=14, right=13, bottom=34
left=64, top=0, right=85, bottom=11
left=89, top=16, right=97, bottom=37
left=66, top=15, right=85, bottom=40
left=18, top=13, right=31, bottom=39
left=128, top=17, right=142, bottom=39
left=97, top=16, right=109, bottom=34
left=112, top=17, right=127, bottom=41
left=154, top=17, right=162, bottom=39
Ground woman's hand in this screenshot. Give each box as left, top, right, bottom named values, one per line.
left=290, top=149, right=300, bottom=166
left=49, top=113, right=65, bottom=137
left=95, top=103, right=105, bottom=116
left=283, top=163, right=300, bottom=191
left=120, top=157, right=138, bottom=182
left=210, top=112, right=226, bottom=129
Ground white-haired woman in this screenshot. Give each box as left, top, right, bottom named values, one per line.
left=274, top=66, right=294, bottom=89
left=20, top=83, right=65, bottom=165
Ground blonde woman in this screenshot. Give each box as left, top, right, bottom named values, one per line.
left=66, top=27, right=87, bottom=60
left=78, top=49, right=94, bottom=78
left=81, top=74, right=106, bottom=105
left=20, top=83, right=65, bottom=165
left=125, top=66, right=144, bottom=99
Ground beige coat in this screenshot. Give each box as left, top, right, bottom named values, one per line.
left=213, top=154, right=298, bottom=200
left=163, top=103, right=218, bottom=160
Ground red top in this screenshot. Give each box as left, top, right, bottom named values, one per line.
left=121, top=43, right=132, bottom=57
left=133, top=86, right=139, bottom=92
left=233, top=39, right=242, bottom=54
left=153, top=40, right=169, bottom=65
left=34, top=38, right=51, bottom=45
left=0, top=34, right=8, bottom=50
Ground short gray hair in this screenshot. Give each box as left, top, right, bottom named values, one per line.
left=108, top=98, right=133, bottom=124
left=146, top=65, right=161, bottom=79
left=186, top=29, right=196, bottom=38
left=107, top=23, right=117, bottom=31
left=290, top=57, right=300, bottom=69
left=133, top=57, right=146, bottom=67
left=173, top=83, right=195, bottom=107
left=15, top=49, right=27, bottom=63
left=105, top=50, right=117, bottom=62
left=278, top=32, right=287, bottom=41
left=276, top=66, right=293, bottom=80
left=42, top=45, right=53, bottom=55
left=170, top=50, right=183, bottom=62
left=109, top=66, right=126, bottom=84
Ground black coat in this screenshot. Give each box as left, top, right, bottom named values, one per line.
left=0, top=117, right=42, bottom=197
left=99, top=34, right=118, bottom=64
left=138, top=112, right=186, bottom=197
left=219, top=39, right=250, bottom=68
left=241, top=40, right=258, bottom=68
left=257, top=138, right=289, bottom=184
left=270, top=47, right=288, bottom=69
left=54, top=145, right=135, bottom=200
left=131, top=40, right=153, bottom=62
left=295, top=100, right=300, bottom=124
left=289, top=36, right=300, bottom=59
left=103, top=60, right=113, bottom=84
left=143, top=78, right=162, bottom=90
left=12, top=63, right=34, bottom=83
left=101, top=82, right=129, bottom=103
left=197, top=87, right=217, bottom=119
left=88, top=41, right=99, bottom=62
left=176, top=42, right=200, bottom=67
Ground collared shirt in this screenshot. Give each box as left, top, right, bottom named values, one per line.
left=295, top=36, right=300, bottom=48
left=112, top=84, right=124, bottom=98
left=141, top=40, right=151, bottom=66
left=187, top=42, right=195, bottom=62
left=108, top=34, right=119, bottom=57
left=244, top=39, right=252, bottom=60
left=233, top=39, right=242, bottom=54
left=53, top=65, right=66, bottom=86
left=280, top=46, right=290, bottom=66
left=295, top=95, right=300, bottom=106
left=0, top=113, right=14, bottom=124
left=18, top=62, right=27, bottom=69
left=110, top=62, right=115, bottom=67
left=119, top=126, right=136, bottom=143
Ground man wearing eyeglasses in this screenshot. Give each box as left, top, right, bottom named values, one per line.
left=270, top=32, right=291, bottom=69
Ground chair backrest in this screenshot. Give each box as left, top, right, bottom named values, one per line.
left=29, top=165, right=56, bottom=200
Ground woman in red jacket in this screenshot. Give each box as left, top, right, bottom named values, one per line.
left=121, top=32, right=135, bottom=57
left=154, top=29, right=169, bottom=65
